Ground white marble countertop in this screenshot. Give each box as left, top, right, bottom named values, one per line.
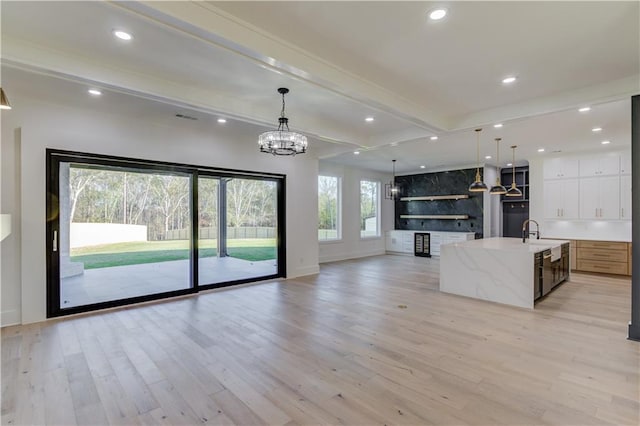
left=445, top=237, right=570, bottom=253
left=544, top=236, right=631, bottom=243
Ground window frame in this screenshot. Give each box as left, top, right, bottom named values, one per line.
left=359, top=179, right=381, bottom=239
left=317, top=175, right=342, bottom=242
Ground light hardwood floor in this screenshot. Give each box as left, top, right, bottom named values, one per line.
left=2, top=255, right=639, bottom=425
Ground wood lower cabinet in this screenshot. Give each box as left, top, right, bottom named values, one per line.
left=574, top=240, right=631, bottom=276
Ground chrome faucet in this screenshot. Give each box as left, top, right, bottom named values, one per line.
left=522, top=219, right=540, bottom=243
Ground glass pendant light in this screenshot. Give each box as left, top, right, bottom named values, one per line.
left=384, top=159, right=400, bottom=200
left=489, top=137, right=507, bottom=195
left=469, top=128, right=488, bottom=192
left=505, top=145, right=523, bottom=197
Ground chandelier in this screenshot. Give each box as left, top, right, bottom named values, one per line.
left=258, top=87, right=307, bottom=156
left=384, top=159, right=400, bottom=200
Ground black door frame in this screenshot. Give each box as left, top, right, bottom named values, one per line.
left=46, top=149, right=286, bottom=318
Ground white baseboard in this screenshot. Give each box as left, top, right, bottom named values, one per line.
left=1, top=310, right=20, bottom=327
left=288, top=264, right=320, bottom=278
left=319, top=249, right=386, bottom=264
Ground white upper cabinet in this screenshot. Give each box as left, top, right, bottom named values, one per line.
left=579, top=176, right=620, bottom=220
left=544, top=179, right=579, bottom=219
left=620, top=153, right=632, bottom=175
left=579, top=155, right=620, bottom=177
left=544, top=158, right=579, bottom=179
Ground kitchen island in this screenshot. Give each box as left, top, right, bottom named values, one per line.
left=440, top=237, right=570, bottom=309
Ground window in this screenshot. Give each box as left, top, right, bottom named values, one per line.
left=318, top=175, right=341, bottom=240
left=360, top=180, right=380, bottom=238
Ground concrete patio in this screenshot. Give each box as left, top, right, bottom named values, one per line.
left=61, top=256, right=277, bottom=308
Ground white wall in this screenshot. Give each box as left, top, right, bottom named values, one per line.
left=529, top=152, right=632, bottom=242
left=1, top=95, right=319, bottom=326
left=318, top=161, right=393, bottom=263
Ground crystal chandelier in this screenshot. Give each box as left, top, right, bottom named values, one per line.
left=258, top=88, right=307, bottom=156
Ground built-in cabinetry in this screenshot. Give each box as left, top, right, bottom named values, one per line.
left=569, top=239, right=631, bottom=276
left=543, top=158, right=579, bottom=179
left=544, top=179, right=579, bottom=219
left=543, top=153, right=630, bottom=221
left=386, top=230, right=474, bottom=256
left=579, top=176, right=620, bottom=219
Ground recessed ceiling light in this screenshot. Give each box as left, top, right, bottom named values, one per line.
left=217, top=118, right=227, bottom=124
left=430, top=136, right=438, bottom=141
left=579, top=107, right=591, bottom=113
left=502, top=76, right=517, bottom=84
left=420, top=165, right=426, bottom=169
left=493, top=123, right=503, bottom=128
left=354, top=151, right=360, bottom=155
left=485, top=155, right=492, bottom=159
left=88, top=89, right=102, bottom=96
left=428, top=8, right=447, bottom=21
left=113, top=30, right=133, bottom=41
left=601, top=140, right=611, bottom=145
left=507, top=163, right=513, bottom=167
left=365, top=117, right=374, bottom=122
left=538, top=148, right=545, bottom=153
left=592, top=127, right=602, bottom=132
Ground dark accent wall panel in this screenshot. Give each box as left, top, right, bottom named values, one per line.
left=395, top=168, right=483, bottom=238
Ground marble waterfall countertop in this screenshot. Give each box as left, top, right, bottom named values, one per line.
left=440, top=237, right=570, bottom=309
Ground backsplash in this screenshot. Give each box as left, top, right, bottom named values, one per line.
left=394, top=168, right=483, bottom=238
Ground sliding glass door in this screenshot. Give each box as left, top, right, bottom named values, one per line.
left=47, top=150, right=285, bottom=317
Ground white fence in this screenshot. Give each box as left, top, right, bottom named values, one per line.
left=165, top=227, right=276, bottom=240
left=70, top=223, right=148, bottom=248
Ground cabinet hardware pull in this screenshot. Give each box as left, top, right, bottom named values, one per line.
left=53, top=230, right=58, bottom=252
left=543, top=254, right=552, bottom=259
left=622, top=208, right=624, bottom=218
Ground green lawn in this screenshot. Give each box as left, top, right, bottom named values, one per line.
left=71, top=239, right=276, bottom=269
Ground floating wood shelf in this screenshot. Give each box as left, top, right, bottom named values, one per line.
left=400, top=195, right=469, bottom=201
left=400, top=214, right=469, bottom=220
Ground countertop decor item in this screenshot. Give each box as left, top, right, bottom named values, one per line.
left=258, top=87, right=307, bottom=156
left=468, top=128, right=488, bottom=192
left=506, top=145, right=523, bottom=197
left=489, top=137, right=507, bottom=195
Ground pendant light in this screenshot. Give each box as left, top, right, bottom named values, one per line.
left=489, top=137, right=507, bottom=195
left=469, top=128, right=488, bottom=192
left=506, top=145, right=523, bottom=197
left=258, top=88, right=307, bottom=156
left=384, top=159, right=400, bottom=200
left=0, top=88, right=12, bottom=110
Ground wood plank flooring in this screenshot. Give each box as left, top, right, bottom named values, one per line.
left=2, top=255, right=639, bottom=425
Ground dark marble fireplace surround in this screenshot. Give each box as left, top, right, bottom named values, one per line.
left=394, top=168, right=483, bottom=238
